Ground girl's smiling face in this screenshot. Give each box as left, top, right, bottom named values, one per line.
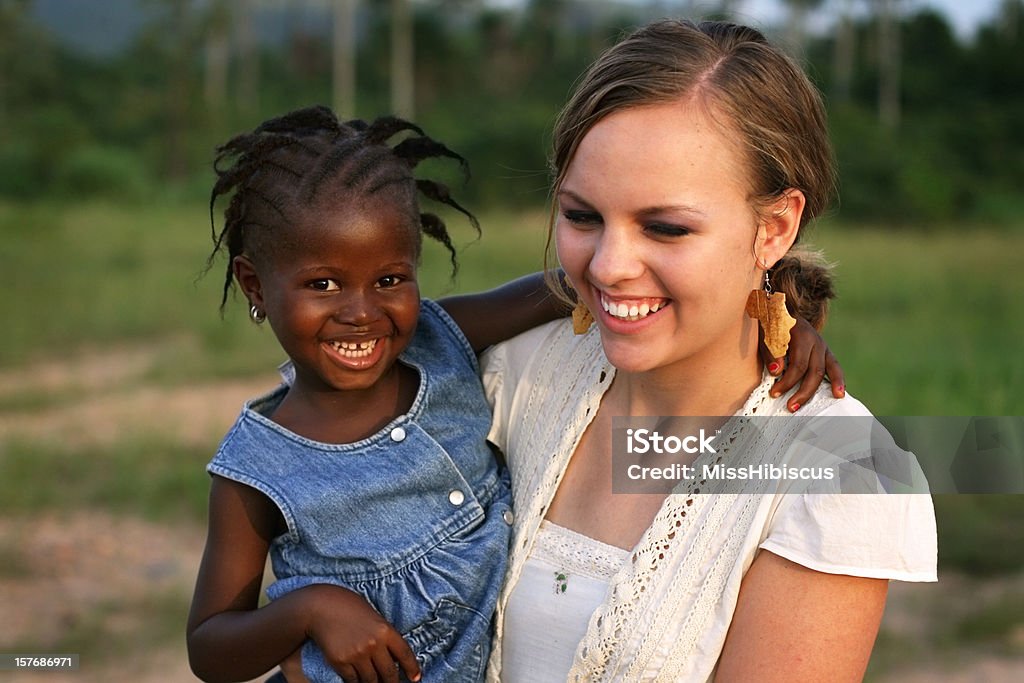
left=556, top=99, right=780, bottom=377
left=236, top=194, right=422, bottom=395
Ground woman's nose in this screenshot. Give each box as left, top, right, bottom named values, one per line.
left=587, top=226, right=645, bottom=287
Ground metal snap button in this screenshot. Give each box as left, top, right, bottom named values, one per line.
left=448, top=489, right=465, bottom=506
left=502, top=509, right=514, bottom=525
left=390, top=426, right=406, bottom=442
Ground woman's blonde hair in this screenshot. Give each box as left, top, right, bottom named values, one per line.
left=545, top=19, right=837, bottom=324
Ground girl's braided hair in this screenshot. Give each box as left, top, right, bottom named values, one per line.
left=207, top=105, right=479, bottom=309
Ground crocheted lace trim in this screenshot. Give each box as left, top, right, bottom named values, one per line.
left=533, top=520, right=631, bottom=582
left=571, top=372, right=781, bottom=682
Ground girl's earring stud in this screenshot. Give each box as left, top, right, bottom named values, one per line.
left=249, top=303, right=267, bottom=324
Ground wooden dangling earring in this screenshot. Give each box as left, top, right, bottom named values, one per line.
left=566, top=282, right=594, bottom=335
left=745, top=269, right=795, bottom=358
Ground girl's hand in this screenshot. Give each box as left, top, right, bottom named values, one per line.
left=761, top=316, right=846, bottom=412
left=305, top=584, right=421, bottom=683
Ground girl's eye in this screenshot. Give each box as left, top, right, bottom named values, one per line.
left=646, top=223, right=691, bottom=238
left=310, top=279, right=340, bottom=291
left=377, top=275, right=404, bottom=288
left=563, top=209, right=602, bottom=226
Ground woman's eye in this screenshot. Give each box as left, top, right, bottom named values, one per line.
left=563, top=209, right=602, bottom=226
left=310, top=279, right=340, bottom=291
left=646, top=223, right=690, bottom=237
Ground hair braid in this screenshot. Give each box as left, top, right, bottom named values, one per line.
left=206, top=106, right=479, bottom=312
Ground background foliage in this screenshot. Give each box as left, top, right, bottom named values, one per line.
left=1, top=1, right=1022, bottom=678
left=1, top=0, right=1023, bottom=224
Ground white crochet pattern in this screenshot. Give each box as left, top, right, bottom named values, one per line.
left=534, top=520, right=631, bottom=583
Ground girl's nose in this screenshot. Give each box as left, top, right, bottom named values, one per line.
left=587, top=226, right=645, bottom=288
left=334, top=291, right=378, bottom=327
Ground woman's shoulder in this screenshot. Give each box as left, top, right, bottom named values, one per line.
left=480, top=319, right=601, bottom=380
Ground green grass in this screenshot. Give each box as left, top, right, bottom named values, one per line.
left=2, top=201, right=1021, bottom=412
left=808, top=224, right=1024, bottom=415
left=0, top=437, right=211, bottom=523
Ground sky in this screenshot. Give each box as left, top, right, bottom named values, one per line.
left=734, top=0, right=1002, bottom=40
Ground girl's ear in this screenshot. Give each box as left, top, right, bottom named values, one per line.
left=756, top=189, right=805, bottom=268
left=232, top=255, right=264, bottom=308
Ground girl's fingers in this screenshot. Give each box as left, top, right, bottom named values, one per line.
left=770, top=342, right=810, bottom=400
left=389, top=636, right=422, bottom=682
left=785, top=340, right=827, bottom=412
left=336, top=663, right=359, bottom=683
left=825, top=349, right=846, bottom=398
left=371, top=648, right=400, bottom=683
left=760, top=343, right=783, bottom=376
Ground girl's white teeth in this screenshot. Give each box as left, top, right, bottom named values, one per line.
left=602, top=295, right=665, bottom=321
left=331, top=339, right=378, bottom=357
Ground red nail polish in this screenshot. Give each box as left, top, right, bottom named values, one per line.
left=836, top=385, right=845, bottom=394
left=768, top=362, right=780, bottom=374
left=789, top=402, right=800, bottom=412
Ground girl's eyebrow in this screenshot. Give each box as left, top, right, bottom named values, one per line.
left=558, top=188, right=708, bottom=219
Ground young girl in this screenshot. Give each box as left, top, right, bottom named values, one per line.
left=186, top=105, right=842, bottom=683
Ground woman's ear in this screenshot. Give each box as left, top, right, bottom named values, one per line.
left=232, top=254, right=264, bottom=308
left=756, top=189, right=805, bottom=268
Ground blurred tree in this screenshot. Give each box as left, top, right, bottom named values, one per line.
left=830, top=0, right=857, bottom=103
left=162, top=0, right=193, bottom=180
left=999, top=0, right=1021, bottom=40
left=391, top=0, right=414, bottom=118
left=780, top=0, right=825, bottom=57
left=334, top=0, right=358, bottom=118
left=873, top=0, right=902, bottom=128
left=203, top=0, right=231, bottom=116
left=237, top=0, right=260, bottom=113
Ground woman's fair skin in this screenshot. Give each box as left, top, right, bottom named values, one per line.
left=548, top=98, right=887, bottom=680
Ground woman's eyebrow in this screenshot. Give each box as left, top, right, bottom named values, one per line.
left=639, top=204, right=708, bottom=219
left=556, top=188, right=595, bottom=208
left=559, top=188, right=708, bottom=219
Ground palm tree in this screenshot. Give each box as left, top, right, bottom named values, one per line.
left=390, top=0, right=414, bottom=119
left=333, top=0, right=358, bottom=119
left=831, top=0, right=857, bottom=104
left=874, top=0, right=901, bottom=128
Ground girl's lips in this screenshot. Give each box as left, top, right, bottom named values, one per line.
left=323, top=337, right=386, bottom=370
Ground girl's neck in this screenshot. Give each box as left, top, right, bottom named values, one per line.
left=610, top=344, right=763, bottom=418
left=270, top=363, right=419, bottom=444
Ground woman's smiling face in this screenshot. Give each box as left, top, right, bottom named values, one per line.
left=555, top=99, right=766, bottom=376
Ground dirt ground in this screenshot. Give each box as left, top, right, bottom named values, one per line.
left=1, top=346, right=1023, bottom=681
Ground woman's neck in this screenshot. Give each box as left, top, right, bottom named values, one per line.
left=610, top=343, right=763, bottom=418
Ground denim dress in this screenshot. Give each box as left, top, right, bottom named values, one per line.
left=208, top=300, right=513, bottom=683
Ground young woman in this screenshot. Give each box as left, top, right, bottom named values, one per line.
left=483, top=19, right=937, bottom=682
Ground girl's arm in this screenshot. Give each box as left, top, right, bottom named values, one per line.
left=439, top=272, right=569, bottom=353
left=186, top=476, right=420, bottom=683
left=715, top=550, right=888, bottom=682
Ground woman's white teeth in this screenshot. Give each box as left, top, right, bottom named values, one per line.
left=602, top=296, right=664, bottom=321
left=331, top=339, right=378, bottom=357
